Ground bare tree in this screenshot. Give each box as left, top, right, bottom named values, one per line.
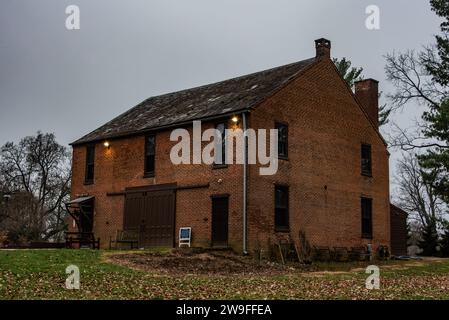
left=385, top=50, right=444, bottom=111
left=385, top=50, right=448, bottom=150
left=386, top=1, right=449, bottom=255
left=395, top=152, right=446, bottom=228
left=0, top=132, right=71, bottom=242
left=388, top=121, right=449, bottom=151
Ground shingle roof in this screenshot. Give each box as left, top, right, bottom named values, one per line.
left=72, top=57, right=317, bottom=145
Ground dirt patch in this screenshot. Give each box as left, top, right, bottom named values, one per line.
left=106, top=249, right=292, bottom=275
left=106, top=250, right=449, bottom=277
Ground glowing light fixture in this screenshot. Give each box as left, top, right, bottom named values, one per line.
left=103, top=141, right=110, bottom=149
left=231, top=116, right=239, bottom=123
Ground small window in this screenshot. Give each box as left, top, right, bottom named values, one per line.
left=276, top=122, right=288, bottom=159
left=275, top=185, right=289, bottom=231
left=361, top=197, right=373, bottom=239
left=144, top=134, right=155, bottom=176
left=85, top=144, right=95, bottom=184
left=361, top=144, right=372, bottom=176
left=214, top=123, right=227, bottom=166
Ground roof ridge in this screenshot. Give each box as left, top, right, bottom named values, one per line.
left=141, top=57, right=316, bottom=102
left=71, top=57, right=317, bottom=145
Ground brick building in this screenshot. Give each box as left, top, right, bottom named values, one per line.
left=68, top=38, right=391, bottom=254
left=390, top=204, right=408, bottom=256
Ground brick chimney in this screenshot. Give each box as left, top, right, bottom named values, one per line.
left=315, top=38, right=331, bottom=59
left=355, top=79, right=379, bottom=128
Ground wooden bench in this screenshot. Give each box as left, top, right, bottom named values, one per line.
left=109, top=229, right=139, bottom=250
left=313, top=246, right=332, bottom=261
left=350, top=246, right=370, bottom=261
left=65, top=232, right=100, bottom=249
left=332, top=247, right=349, bottom=262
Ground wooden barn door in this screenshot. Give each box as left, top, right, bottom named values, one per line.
left=211, top=196, right=229, bottom=247
left=124, top=192, right=143, bottom=231
left=124, top=186, right=175, bottom=247
left=140, top=189, right=175, bottom=247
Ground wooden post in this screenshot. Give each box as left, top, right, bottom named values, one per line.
left=278, top=244, right=285, bottom=265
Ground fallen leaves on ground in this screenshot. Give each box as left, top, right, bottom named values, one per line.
left=1, top=249, right=449, bottom=300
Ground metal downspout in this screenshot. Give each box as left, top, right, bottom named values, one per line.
left=242, top=112, right=248, bottom=255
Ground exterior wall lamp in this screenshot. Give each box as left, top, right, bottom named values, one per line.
left=103, top=141, right=110, bottom=149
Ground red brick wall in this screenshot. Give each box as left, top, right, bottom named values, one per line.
left=70, top=58, right=390, bottom=254
left=70, top=122, right=244, bottom=250
left=247, top=58, right=390, bottom=254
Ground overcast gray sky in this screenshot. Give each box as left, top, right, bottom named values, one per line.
left=0, top=0, right=442, bottom=185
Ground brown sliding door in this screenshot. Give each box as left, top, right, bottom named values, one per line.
left=124, top=186, right=175, bottom=247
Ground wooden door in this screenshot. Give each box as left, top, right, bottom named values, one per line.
left=79, top=199, right=94, bottom=233
left=124, top=188, right=175, bottom=247
left=211, top=196, right=229, bottom=247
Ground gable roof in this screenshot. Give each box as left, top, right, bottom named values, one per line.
left=72, top=57, right=317, bottom=145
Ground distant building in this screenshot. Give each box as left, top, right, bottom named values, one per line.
left=390, top=204, right=409, bottom=256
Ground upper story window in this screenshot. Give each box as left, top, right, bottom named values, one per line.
left=275, top=185, right=289, bottom=231
left=361, top=144, right=372, bottom=177
left=144, top=134, right=155, bottom=177
left=214, top=122, right=227, bottom=166
left=361, top=197, right=373, bottom=239
left=275, top=122, right=288, bottom=159
left=85, top=144, right=95, bottom=184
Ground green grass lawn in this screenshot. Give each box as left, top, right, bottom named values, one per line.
left=0, top=249, right=449, bottom=300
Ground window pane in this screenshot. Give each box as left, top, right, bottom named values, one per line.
left=86, top=164, right=94, bottom=181
left=86, top=145, right=95, bottom=164
left=275, top=187, right=288, bottom=208
left=216, top=123, right=225, bottom=134
left=276, top=123, right=288, bottom=157
left=146, top=135, right=155, bottom=156
left=361, top=144, right=372, bottom=175
left=361, top=198, right=373, bottom=237
left=145, top=135, right=155, bottom=174
left=145, top=155, right=155, bottom=173
left=275, top=208, right=288, bottom=228
left=214, top=123, right=226, bottom=164
left=85, top=145, right=95, bottom=182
